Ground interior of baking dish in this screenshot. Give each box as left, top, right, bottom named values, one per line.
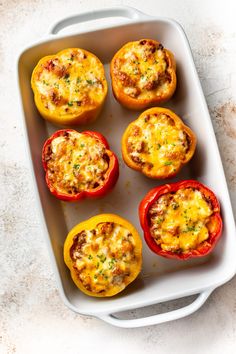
left=18, top=19, right=236, bottom=316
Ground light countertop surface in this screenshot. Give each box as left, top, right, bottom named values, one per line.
left=1, top=0, right=236, bottom=353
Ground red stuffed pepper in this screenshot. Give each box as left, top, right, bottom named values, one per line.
left=42, top=129, right=119, bottom=201
left=139, top=180, right=223, bottom=260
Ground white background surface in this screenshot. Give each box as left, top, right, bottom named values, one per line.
left=1, top=0, right=236, bottom=353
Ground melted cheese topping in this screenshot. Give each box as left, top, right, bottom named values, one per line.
left=70, top=222, right=139, bottom=294
left=34, top=48, right=107, bottom=117
left=46, top=131, right=108, bottom=194
left=149, top=188, right=214, bottom=252
left=127, top=113, right=190, bottom=176
left=113, top=39, right=173, bottom=100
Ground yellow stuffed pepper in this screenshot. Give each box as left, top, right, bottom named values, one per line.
left=31, top=48, right=107, bottom=125
left=64, top=214, right=142, bottom=297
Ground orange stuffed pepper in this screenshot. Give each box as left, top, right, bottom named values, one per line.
left=122, top=107, right=196, bottom=179
left=110, top=39, right=176, bottom=110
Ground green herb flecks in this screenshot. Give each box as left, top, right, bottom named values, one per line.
left=156, top=217, right=164, bottom=224
left=64, top=73, right=70, bottom=84
left=108, top=258, right=116, bottom=270
left=172, top=202, right=179, bottom=210
left=97, top=254, right=106, bottom=263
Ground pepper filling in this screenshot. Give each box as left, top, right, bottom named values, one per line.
left=127, top=113, right=191, bottom=176
left=113, top=39, right=173, bottom=99
left=45, top=131, right=109, bottom=195
left=148, top=188, right=214, bottom=253
left=70, top=222, right=139, bottom=294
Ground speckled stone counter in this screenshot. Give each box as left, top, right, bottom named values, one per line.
left=1, top=1, right=236, bottom=353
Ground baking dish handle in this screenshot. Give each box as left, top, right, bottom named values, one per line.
left=99, top=289, right=214, bottom=328
left=49, top=6, right=151, bottom=35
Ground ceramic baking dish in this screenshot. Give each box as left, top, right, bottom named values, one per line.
left=17, top=6, right=236, bottom=328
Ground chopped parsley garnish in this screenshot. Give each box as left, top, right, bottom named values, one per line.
left=164, top=161, right=172, bottom=166
left=97, top=254, right=106, bottom=263
left=108, top=258, right=116, bottom=270
left=64, top=74, right=70, bottom=84
left=172, top=202, right=179, bottom=210
left=156, top=217, right=164, bottom=224
left=42, top=80, right=49, bottom=86
left=68, top=101, right=73, bottom=107
left=76, top=77, right=82, bottom=84
left=86, top=79, right=93, bottom=85
left=183, top=226, right=197, bottom=233
left=73, top=164, right=80, bottom=169
left=157, top=143, right=161, bottom=150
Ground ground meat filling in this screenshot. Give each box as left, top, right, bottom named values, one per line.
left=70, top=222, right=138, bottom=294
left=127, top=113, right=191, bottom=173
left=45, top=131, right=109, bottom=195
left=148, top=188, right=214, bottom=253
left=114, top=40, right=173, bottom=99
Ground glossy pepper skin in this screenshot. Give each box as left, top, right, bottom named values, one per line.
left=64, top=214, right=142, bottom=297
left=42, top=129, right=119, bottom=201
left=139, top=180, right=223, bottom=260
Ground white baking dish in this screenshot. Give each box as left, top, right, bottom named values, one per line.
left=17, top=6, right=236, bottom=328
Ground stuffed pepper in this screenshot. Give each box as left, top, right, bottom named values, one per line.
left=110, top=39, right=176, bottom=110
left=42, top=129, right=119, bottom=201
left=122, top=107, right=196, bottom=179
left=64, top=214, right=142, bottom=297
left=31, top=48, right=107, bottom=125
left=139, top=180, right=222, bottom=260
